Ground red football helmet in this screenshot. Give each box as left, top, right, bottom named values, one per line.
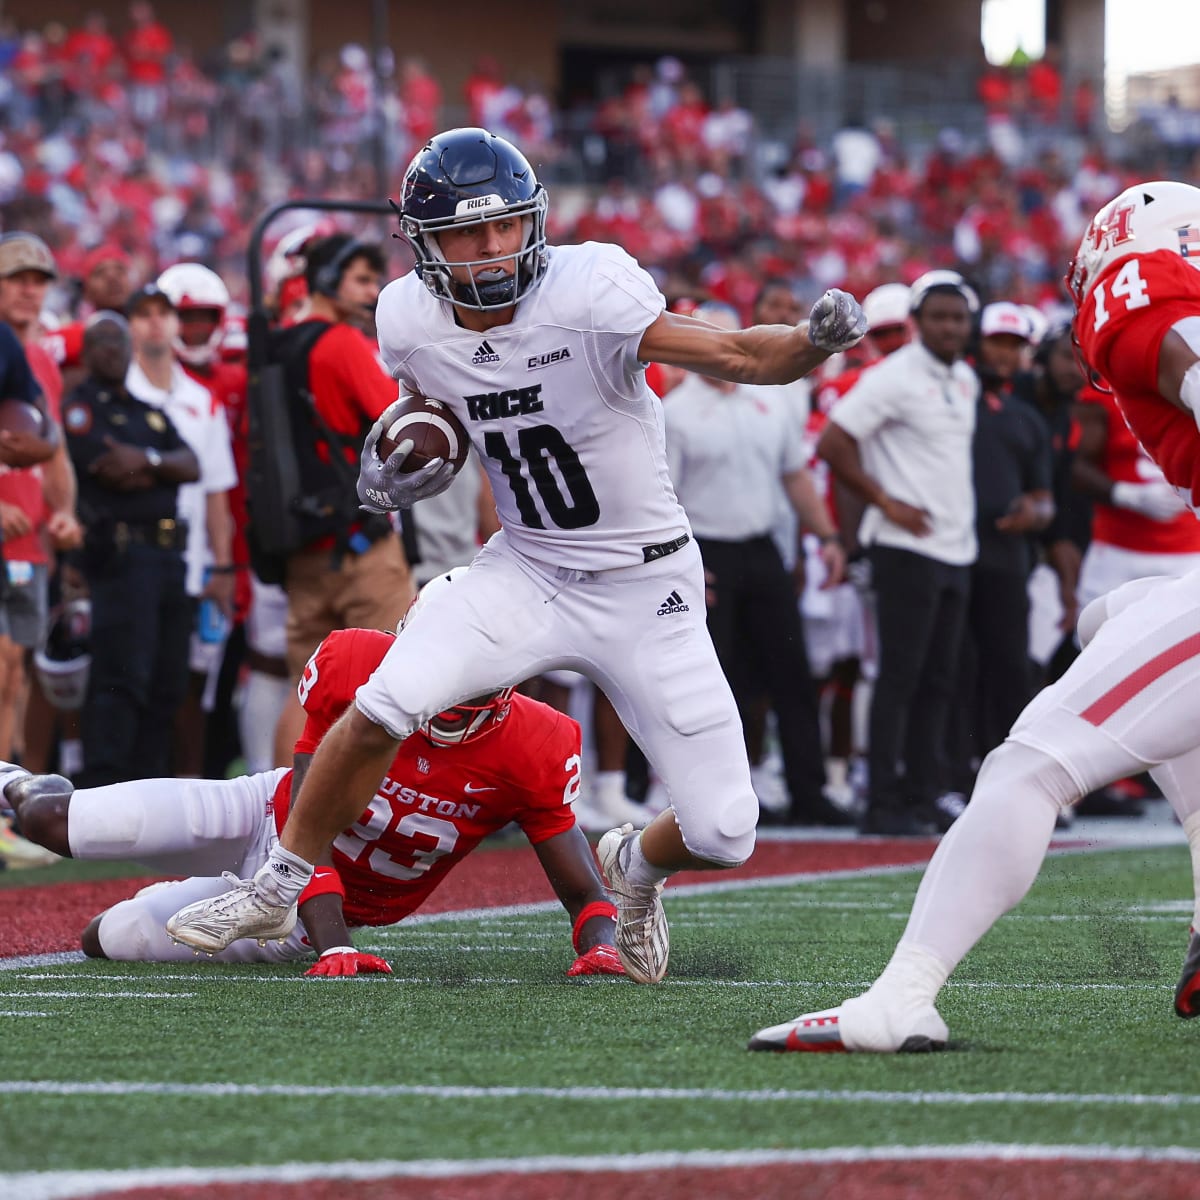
left=398, top=567, right=513, bottom=745
left=1066, top=180, right=1200, bottom=309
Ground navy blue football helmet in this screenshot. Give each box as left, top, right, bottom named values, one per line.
left=396, top=127, right=548, bottom=311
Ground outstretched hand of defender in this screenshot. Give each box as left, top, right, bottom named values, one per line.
left=357, top=418, right=456, bottom=513
left=304, top=947, right=393, bottom=977
left=807, top=288, right=869, bottom=353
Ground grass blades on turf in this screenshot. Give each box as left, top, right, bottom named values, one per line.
left=1, top=845, right=1196, bottom=1175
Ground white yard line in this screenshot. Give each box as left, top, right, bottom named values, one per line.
left=4, top=1144, right=1200, bottom=1200
left=3, top=1080, right=1199, bottom=1106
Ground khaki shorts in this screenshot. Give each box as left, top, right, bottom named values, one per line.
left=284, top=534, right=415, bottom=680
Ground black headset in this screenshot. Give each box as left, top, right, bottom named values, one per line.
left=311, top=236, right=369, bottom=299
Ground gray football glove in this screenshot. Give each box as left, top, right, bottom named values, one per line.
left=807, top=288, right=869, bottom=353
left=357, top=417, right=457, bottom=513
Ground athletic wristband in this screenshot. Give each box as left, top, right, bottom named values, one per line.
left=297, top=865, right=346, bottom=905
left=818, top=534, right=840, bottom=546
left=319, top=945, right=356, bottom=958
left=572, top=900, right=618, bottom=953
left=208, top=565, right=236, bottom=575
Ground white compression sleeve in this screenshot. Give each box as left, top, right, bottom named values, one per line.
left=890, top=741, right=1076, bottom=986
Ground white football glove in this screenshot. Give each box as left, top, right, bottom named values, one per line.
left=357, top=417, right=456, bottom=513
left=1110, top=480, right=1187, bottom=523
left=807, top=288, right=869, bottom=353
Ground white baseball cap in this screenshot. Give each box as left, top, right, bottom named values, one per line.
left=909, top=269, right=979, bottom=314
left=980, top=301, right=1034, bottom=341
left=862, top=283, right=911, bottom=329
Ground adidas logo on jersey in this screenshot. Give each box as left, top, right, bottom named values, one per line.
left=472, top=339, right=500, bottom=365
left=657, top=590, right=689, bottom=615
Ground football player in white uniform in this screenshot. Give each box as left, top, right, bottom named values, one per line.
left=749, top=181, right=1200, bottom=1052
left=166, top=127, right=867, bottom=984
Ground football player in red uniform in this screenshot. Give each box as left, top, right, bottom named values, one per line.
left=4, top=571, right=623, bottom=978
left=748, top=181, right=1200, bottom=1053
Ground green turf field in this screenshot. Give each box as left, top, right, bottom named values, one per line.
left=2, top=845, right=1197, bottom=1176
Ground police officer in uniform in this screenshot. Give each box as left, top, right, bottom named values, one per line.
left=61, top=311, right=199, bottom=785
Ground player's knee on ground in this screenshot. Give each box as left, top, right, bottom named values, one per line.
left=9, top=774, right=73, bottom=856
left=674, top=786, right=758, bottom=867
left=81, top=913, right=107, bottom=958
left=92, top=897, right=176, bottom=961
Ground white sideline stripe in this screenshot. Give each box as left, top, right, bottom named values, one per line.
left=0, top=991, right=193, bottom=999
left=4, top=1080, right=1199, bottom=1107
left=5, top=1145, right=1200, bottom=1200
left=0, top=1011, right=50, bottom=1017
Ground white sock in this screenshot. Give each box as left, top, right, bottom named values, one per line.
left=256, top=845, right=314, bottom=905
left=621, top=831, right=673, bottom=888
left=239, top=672, right=291, bottom=775
left=894, top=742, right=1069, bottom=983
left=60, top=739, right=83, bottom=776
left=1149, top=750, right=1200, bottom=930
left=593, top=771, right=627, bottom=810
left=868, top=943, right=952, bottom=1008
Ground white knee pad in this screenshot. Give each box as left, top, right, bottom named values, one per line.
left=674, top=786, right=758, bottom=867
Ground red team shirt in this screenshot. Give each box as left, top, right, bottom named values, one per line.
left=272, top=628, right=582, bottom=928
left=1077, top=380, right=1200, bottom=553
left=1077, top=249, right=1200, bottom=513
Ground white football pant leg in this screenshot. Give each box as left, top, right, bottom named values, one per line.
left=67, top=770, right=287, bottom=876
left=97, top=875, right=309, bottom=963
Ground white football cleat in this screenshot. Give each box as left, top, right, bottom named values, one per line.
left=597, top=823, right=669, bottom=984
left=165, top=869, right=296, bottom=954
left=748, top=992, right=949, bottom=1053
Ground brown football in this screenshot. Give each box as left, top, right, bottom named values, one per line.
left=376, top=394, right=471, bottom=476
left=0, top=397, right=45, bottom=437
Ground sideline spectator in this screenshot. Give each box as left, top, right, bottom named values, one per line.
left=819, top=271, right=979, bottom=836
left=125, top=281, right=237, bottom=779
left=0, top=233, right=82, bottom=794
left=946, top=302, right=1053, bottom=813
left=665, top=301, right=850, bottom=827
left=62, top=312, right=198, bottom=786
left=267, top=233, right=414, bottom=763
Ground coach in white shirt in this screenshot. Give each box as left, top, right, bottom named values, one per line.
left=665, top=302, right=850, bottom=827
left=126, top=283, right=237, bottom=776
left=818, top=270, right=979, bottom=836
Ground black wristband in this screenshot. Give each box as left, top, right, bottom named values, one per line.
left=208, top=565, right=236, bottom=575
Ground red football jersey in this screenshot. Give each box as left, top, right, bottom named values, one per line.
left=273, top=628, right=582, bottom=928
left=1078, top=383, right=1200, bottom=553
left=1076, top=249, right=1200, bottom=510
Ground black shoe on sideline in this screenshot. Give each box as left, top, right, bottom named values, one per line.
left=858, top=806, right=937, bottom=837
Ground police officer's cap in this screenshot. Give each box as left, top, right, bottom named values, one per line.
left=125, top=282, right=176, bottom=317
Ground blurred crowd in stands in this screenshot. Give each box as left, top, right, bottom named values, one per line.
left=1, top=3, right=1199, bottom=866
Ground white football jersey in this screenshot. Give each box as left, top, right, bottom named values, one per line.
left=376, top=241, right=690, bottom=570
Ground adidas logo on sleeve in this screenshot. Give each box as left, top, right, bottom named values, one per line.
left=656, top=590, right=690, bottom=615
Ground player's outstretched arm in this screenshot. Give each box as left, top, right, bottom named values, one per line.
left=637, top=289, right=866, bottom=387
left=533, top=826, right=624, bottom=977
left=298, top=885, right=392, bottom=977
